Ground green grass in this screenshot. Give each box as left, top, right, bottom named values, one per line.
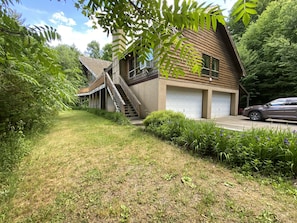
left=1, top=110, right=297, bottom=222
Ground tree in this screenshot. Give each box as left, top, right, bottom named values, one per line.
left=0, top=0, right=84, bottom=173
left=86, top=40, right=101, bottom=58
left=53, top=44, right=85, bottom=87
left=101, top=43, right=112, bottom=61
left=228, top=0, right=275, bottom=42
left=75, top=0, right=258, bottom=77
left=238, top=0, right=297, bottom=104
left=85, top=41, right=112, bottom=61
left=0, top=1, right=78, bottom=133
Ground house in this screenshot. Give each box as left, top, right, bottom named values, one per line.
left=78, top=23, right=245, bottom=120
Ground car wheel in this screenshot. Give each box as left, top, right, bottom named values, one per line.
left=249, top=111, right=262, bottom=121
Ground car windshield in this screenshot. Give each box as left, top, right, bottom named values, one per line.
left=267, top=99, right=286, bottom=106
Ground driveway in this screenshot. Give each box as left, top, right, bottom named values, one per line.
left=132, top=115, right=297, bottom=132
left=207, top=115, right=297, bottom=132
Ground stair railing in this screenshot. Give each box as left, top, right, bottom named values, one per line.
left=104, top=72, right=126, bottom=113
left=118, top=75, right=142, bottom=117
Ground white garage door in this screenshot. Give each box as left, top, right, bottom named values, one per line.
left=166, top=86, right=202, bottom=119
left=211, top=92, right=231, bottom=118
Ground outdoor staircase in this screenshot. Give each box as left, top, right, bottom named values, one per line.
left=115, top=84, right=139, bottom=119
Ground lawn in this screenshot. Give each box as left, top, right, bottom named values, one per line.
left=1, top=110, right=297, bottom=222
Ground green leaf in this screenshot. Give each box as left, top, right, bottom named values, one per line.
left=231, top=3, right=244, bottom=17
left=211, top=15, right=217, bottom=31
left=245, top=8, right=257, bottom=15
left=242, top=13, right=251, bottom=26
left=234, top=9, right=245, bottom=23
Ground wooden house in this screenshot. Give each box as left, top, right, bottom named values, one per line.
left=78, top=23, right=245, bottom=120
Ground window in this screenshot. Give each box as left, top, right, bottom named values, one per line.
left=202, top=54, right=210, bottom=75
left=212, top=58, right=219, bottom=78
left=128, top=51, right=154, bottom=79
left=287, top=101, right=297, bottom=105
left=128, top=56, right=141, bottom=78
left=202, top=54, right=219, bottom=78
left=128, top=57, right=135, bottom=78
left=269, top=99, right=286, bottom=106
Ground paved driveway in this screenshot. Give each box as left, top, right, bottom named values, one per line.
left=205, top=115, right=297, bottom=132
left=132, top=115, right=297, bottom=132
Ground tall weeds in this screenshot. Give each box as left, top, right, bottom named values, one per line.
left=144, top=110, right=297, bottom=178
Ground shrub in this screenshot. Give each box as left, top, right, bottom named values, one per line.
left=0, top=121, right=29, bottom=174
left=216, top=129, right=296, bottom=177
left=175, top=120, right=218, bottom=156
left=143, top=110, right=186, bottom=140
left=143, top=110, right=297, bottom=178
left=80, top=108, right=130, bottom=125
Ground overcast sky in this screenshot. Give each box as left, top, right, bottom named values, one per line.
left=12, top=0, right=236, bottom=54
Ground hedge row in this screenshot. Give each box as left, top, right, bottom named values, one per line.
left=143, top=110, right=297, bottom=178
left=73, top=107, right=131, bottom=125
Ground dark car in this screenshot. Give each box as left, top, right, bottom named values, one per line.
left=242, top=97, right=297, bottom=121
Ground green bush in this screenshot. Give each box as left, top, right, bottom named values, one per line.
left=143, top=110, right=186, bottom=140
left=144, top=110, right=297, bottom=178
left=214, top=129, right=296, bottom=177
left=174, top=120, right=218, bottom=156
left=79, top=108, right=130, bottom=125
left=0, top=121, right=29, bottom=174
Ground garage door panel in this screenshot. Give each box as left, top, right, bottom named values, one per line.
left=166, top=86, right=202, bottom=119
left=211, top=92, right=231, bottom=118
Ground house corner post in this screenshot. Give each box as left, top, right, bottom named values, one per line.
left=202, top=90, right=212, bottom=119
left=231, top=91, right=239, bottom=116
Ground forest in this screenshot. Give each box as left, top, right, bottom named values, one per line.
left=229, top=0, right=297, bottom=105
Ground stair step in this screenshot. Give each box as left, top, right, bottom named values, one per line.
left=115, top=84, right=139, bottom=119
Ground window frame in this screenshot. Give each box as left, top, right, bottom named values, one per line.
left=127, top=51, right=153, bottom=79
left=128, top=55, right=141, bottom=79
left=202, top=53, right=220, bottom=79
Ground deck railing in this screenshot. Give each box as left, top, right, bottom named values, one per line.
left=104, top=72, right=126, bottom=113
left=119, top=75, right=142, bottom=117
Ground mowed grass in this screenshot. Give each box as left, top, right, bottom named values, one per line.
left=2, top=110, right=297, bottom=222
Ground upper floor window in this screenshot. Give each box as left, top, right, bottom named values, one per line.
left=202, top=54, right=219, bottom=78
left=128, top=51, right=153, bottom=79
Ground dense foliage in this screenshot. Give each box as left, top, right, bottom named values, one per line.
left=228, top=0, right=274, bottom=42
left=144, top=111, right=297, bottom=178
left=0, top=2, right=82, bottom=174
left=237, top=0, right=297, bottom=105
left=75, top=107, right=130, bottom=125
left=53, top=44, right=85, bottom=87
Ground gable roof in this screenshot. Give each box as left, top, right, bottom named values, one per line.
left=218, top=24, right=246, bottom=77
left=79, top=56, right=112, bottom=78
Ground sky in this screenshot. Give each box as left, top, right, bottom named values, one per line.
left=12, top=0, right=236, bottom=54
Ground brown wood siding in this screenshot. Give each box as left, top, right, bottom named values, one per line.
left=161, top=25, right=241, bottom=90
